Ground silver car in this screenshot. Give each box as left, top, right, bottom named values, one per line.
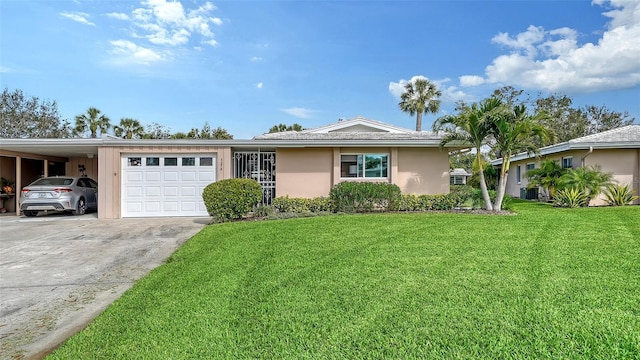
left=19, top=176, right=98, bottom=217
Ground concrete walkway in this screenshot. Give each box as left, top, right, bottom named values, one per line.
left=0, top=214, right=208, bottom=359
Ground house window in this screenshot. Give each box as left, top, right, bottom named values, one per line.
left=182, top=157, right=196, bottom=166
left=450, top=176, right=465, bottom=185
left=526, top=163, right=535, bottom=171
left=164, top=157, right=178, bottom=166
left=517, top=165, right=522, bottom=184
left=562, top=156, right=573, bottom=169
left=146, top=157, right=160, bottom=166
left=340, top=154, right=388, bottom=178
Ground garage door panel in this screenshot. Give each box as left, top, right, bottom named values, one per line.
left=122, top=154, right=216, bottom=217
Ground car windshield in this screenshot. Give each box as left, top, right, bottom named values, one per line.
left=31, top=178, right=74, bottom=186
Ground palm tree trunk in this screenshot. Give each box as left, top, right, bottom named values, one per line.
left=494, top=158, right=511, bottom=211
left=476, top=152, right=493, bottom=211
left=416, top=112, right=422, bottom=131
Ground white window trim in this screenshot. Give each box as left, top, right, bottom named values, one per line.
left=562, top=156, right=573, bottom=169
left=340, top=153, right=389, bottom=179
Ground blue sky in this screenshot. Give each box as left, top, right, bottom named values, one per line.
left=1, top=0, right=639, bottom=139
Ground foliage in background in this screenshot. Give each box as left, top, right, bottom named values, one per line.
left=553, top=187, right=588, bottom=208
left=268, top=123, right=304, bottom=133
left=74, top=107, right=111, bottom=138
left=467, top=163, right=498, bottom=191
left=399, top=77, right=442, bottom=131
left=603, top=184, right=639, bottom=206
left=202, top=179, right=263, bottom=222
left=0, top=87, right=71, bottom=138
left=171, top=122, right=233, bottom=139
left=329, top=182, right=401, bottom=212
left=113, top=118, right=144, bottom=139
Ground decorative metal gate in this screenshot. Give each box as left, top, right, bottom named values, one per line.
left=233, top=151, right=276, bottom=204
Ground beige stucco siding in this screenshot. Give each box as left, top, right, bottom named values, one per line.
left=276, top=148, right=334, bottom=198
left=503, top=149, right=640, bottom=205
left=397, top=148, right=450, bottom=195
left=585, top=149, right=640, bottom=205
left=97, top=145, right=232, bottom=219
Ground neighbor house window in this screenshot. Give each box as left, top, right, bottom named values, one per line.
left=562, top=156, right=573, bottom=169
left=450, top=176, right=465, bottom=185
left=341, top=154, right=388, bottom=178
left=526, top=163, right=535, bottom=171
left=517, top=165, right=522, bottom=184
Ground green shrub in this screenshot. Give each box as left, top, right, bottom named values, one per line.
left=449, top=185, right=474, bottom=207
left=329, top=182, right=401, bottom=213
left=603, top=184, right=639, bottom=206
left=202, top=178, right=263, bottom=222
left=272, top=196, right=334, bottom=214
left=253, top=204, right=276, bottom=218
left=554, top=187, right=588, bottom=208
left=471, top=189, right=513, bottom=211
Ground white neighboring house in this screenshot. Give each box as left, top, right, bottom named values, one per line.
left=449, top=168, right=472, bottom=185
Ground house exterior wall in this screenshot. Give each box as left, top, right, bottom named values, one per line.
left=584, top=149, right=640, bottom=205
left=503, top=149, right=640, bottom=205
left=274, top=147, right=450, bottom=199
left=275, top=148, right=334, bottom=198
left=66, top=157, right=98, bottom=179
left=397, top=148, right=450, bottom=194
left=97, top=145, right=232, bottom=219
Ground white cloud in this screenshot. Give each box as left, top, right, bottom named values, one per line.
left=60, top=11, right=95, bottom=26
left=389, top=75, right=473, bottom=103
left=459, top=75, right=485, bottom=87
left=106, top=12, right=129, bottom=20
left=281, top=107, right=316, bottom=119
left=109, top=40, right=165, bottom=65
left=122, top=0, right=221, bottom=49
left=0, top=66, right=14, bottom=73
left=256, top=82, right=263, bottom=89
left=460, top=0, right=640, bottom=93
left=250, top=56, right=263, bottom=62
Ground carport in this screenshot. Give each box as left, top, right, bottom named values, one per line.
left=0, top=139, right=100, bottom=216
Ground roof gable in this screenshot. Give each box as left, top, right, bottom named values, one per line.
left=303, top=116, right=412, bottom=134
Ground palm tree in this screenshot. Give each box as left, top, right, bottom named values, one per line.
left=399, top=78, right=442, bottom=131
left=434, top=98, right=502, bottom=210
left=490, top=103, right=551, bottom=210
left=75, top=107, right=111, bottom=138
left=269, top=123, right=303, bottom=133
left=114, top=118, right=144, bottom=139
left=559, top=165, right=614, bottom=204
left=526, top=159, right=566, bottom=201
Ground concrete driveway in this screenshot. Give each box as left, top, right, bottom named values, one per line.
left=0, top=213, right=208, bottom=359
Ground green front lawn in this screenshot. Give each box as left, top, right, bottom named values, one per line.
left=49, top=202, right=640, bottom=359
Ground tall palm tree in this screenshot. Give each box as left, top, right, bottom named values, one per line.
left=75, top=107, right=111, bottom=138
left=399, top=78, right=442, bottom=131
left=433, top=98, right=502, bottom=210
left=490, top=103, right=551, bottom=210
left=114, top=118, right=144, bottom=139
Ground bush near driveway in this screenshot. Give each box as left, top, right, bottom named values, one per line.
left=202, top=178, right=263, bottom=222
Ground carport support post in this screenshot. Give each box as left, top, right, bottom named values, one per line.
left=15, top=156, right=21, bottom=216
left=43, top=159, right=48, bottom=177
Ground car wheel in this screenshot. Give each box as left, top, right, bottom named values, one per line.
left=73, top=197, right=86, bottom=216
left=23, top=210, right=38, bottom=217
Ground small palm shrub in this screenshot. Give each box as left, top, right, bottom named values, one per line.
left=329, top=182, right=401, bottom=213
left=558, top=165, right=613, bottom=204
left=604, top=184, right=639, bottom=206
left=202, top=178, right=263, bottom=222
left=554, top=187, right=588, bottom=208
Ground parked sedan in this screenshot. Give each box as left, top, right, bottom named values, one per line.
left=19, top=176, right=98, bottom=217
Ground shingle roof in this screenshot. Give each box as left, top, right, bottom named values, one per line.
left=253, top=131, right=441, bottom=141
left=568, top=125, right=640, bottom=144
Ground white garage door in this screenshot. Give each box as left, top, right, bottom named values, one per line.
left=121, top=154, right=216, bottom=217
